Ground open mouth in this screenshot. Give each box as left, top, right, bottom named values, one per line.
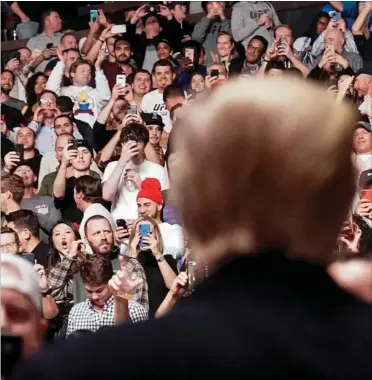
left=61, top=241, right=68, bottom=250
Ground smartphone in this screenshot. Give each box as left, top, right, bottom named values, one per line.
left=325, top=44, right=335, bottom=56
left=277, top=37, right=287, bottom=50
left=145, top=5, right=160, bottom=13
left=111, top=24, right=127, bottom=34
left=116, top=219, right=127, bottom=229
left=14, top=143, right=24, bottom=161
left=361, top=189, right=372, bottom=203
left=116, top=74, right=126, bottom=87
left=13, top=51, right=21, bottom=61
left=187, top=89, right=197, bottom=100
left=46, top=43, right=53, bottom=49
left=68, top=139, right=84, bottom=150
left=1, top=333, right=22, bottom=378
left=138, top=224, right=151, bottom=248
left=184, top=47, right=195, bottom=62
left=90, top=9, right=98, bottom=23
left=211, top=69, right=219, bottom=77
left=330, top=10, right=342, bottom=22
left=127, top=105, right=137, bottom=115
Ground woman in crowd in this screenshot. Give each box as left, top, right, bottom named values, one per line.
left=24, top=72, right=48, bottom=121
left=125, top=216, right=177, bottom=317
left=47, top=221, right=84, bottom=337
left=189, top=71, right=206, bottom=95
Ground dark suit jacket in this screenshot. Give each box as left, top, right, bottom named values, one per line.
left=13, top=251, right=372, bottom=379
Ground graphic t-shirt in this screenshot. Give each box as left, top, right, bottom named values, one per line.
left=141, top=90, right=172, bottom=133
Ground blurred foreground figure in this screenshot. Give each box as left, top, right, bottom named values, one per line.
left=14, top=78, right=372, bottom=379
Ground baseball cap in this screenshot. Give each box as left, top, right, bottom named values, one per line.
left=1, top=253, right=42, bottom=313
left=355, top=121, right=372, bottom=133
left=155, top=38, right=173, bottom=50
left=359, top=169, right=372, bottom=188
left=142, top=112, right=165, bottom=128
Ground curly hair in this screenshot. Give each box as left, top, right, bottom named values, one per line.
left=25, top=72, right=48, bottom=107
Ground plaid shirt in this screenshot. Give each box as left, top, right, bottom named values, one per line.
left=123, top=256, right=149, bottom=312
left=66, top=296, right=148, bottom=336
left=47, top=255, right=75, bottom=303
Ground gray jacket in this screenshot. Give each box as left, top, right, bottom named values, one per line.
left=231, top=1, right=281, bottom=49
left=192, top=16, right=231, bottom=65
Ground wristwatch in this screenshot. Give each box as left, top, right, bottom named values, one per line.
left=156, top=255, right=165, bottom=263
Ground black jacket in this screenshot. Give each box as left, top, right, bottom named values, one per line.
left=13, top=251, right=372, bottom=379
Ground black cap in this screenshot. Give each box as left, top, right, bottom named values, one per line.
left=356, top=121, right=372, bottom=133
left=359, top=169, right=372, bottom=188
left=155, top=38, right=173, bottom=50
left=355, top=67, right=372, bottom=77
left=142, top=112, right=164, bottom=128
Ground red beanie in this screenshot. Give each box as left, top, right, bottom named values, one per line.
left=137, top=178, right=163, bottom=204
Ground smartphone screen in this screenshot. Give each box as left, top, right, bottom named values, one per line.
left=116, top=219, right=127, bottom=229
left=361, top=189, right=372, bottom=203
left=184, top=48, right=194, bottom=62
left=116, top=74, right=126, bottom=86
left=68, top=139, right=78, bottom=150
left=90, top=9, right=98, bottom=23
left=138, top=224, right=151, bottom=248
left=46, top=43, right=53, bottom=49
left=14, top=144, right=24, bottom=161
left=127, top=105, right=137, bottom=115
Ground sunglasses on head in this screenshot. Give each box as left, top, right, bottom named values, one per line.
left=40, top=98, right=56, bottom=104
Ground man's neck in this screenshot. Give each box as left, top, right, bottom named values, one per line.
left=43, top=117, right=54, bottom=127
left=24, top=149, right=36, bottom=160
left=145, top=32, right=158, bottom=40
left=43, top=28, right=57, bottom=38
left=73, top=169, right=90, bottom=178
left=133, top=93, right=143, bottom=106
left=5, top=203, right=21, bottom=215
left=1, top=92, right=9, bottom=102
left=25, top=237, right=41, bottom=253
left=79, top=200, right=93, bottom=212
left=157, top=87, right=165, bottom=94
left=23, top=186, right=36, bottom=199
left=131, top=157, right=145, bottom=166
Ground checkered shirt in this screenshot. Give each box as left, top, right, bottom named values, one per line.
left=47, top=255, right=75, bottom=302
left=66, top=296, right=148, bottom=336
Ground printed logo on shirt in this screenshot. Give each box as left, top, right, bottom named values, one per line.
left=74, top=90, right=94, bottom=116
left=153, top=104, right=166, bottom=112
left=250, top=9, right=269, bottom=19
left=35, top=204, right=49, bottom=215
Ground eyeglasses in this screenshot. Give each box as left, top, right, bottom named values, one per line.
left=40, top=98, right=56, bottom=104
left=0, top=242, right=18, bottom=250
left=247, top=45, right=263, bottom=53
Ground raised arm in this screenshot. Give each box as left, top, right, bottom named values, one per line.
left=53, top=143, right=76, bottom=199
left=85, top=26, right=116, bottom=64
left=46, top=47, right=66, bottom=96
left=352, top=2, right=372, bottom=35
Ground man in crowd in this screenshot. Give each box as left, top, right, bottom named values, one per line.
left=232, top=1, right=280, bottom=49
left=102, top=123, right=168, bottom=221
left=1, top=173, right=60, bottom=242
left=0, top=227, right=34, bottom=263
left=131, top=69, right=152, bottom=107
left=102, top=37, right=136, bottom=90
left=45, top=48, right=80, bottom=86
left=192, top=1, right=231, bottom=65
left=353, top=122, right=372, bottom=173
left=74, top=175, right=115, bottom=240
left=1, top=70, right=26, bottom=113
left=136, top=178, right=184, bottom=260
left=163, top=84, right=185, bottom=113
left=67, top=254, right=147, bottom=336
left=27, top=9, right=63, bottom=72
left=143, top=112, right=165, bottom=164
left=354, top=68, right=372, bottom=124
left=5, top=210, right=50, bottom=267
left=230, top=35, right=268, bottom=77
left=141, top=60, right=175, bottom=134
left=52, top=140, right=100, bottom=223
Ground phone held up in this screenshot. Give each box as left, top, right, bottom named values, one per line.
left=127, top=105, right=137, bottom=115
left=116, top=74, right=126, bottom=87
left=211, top=69, right=219, bottom=78
left=46, top=42, right=53, bottom=49
left=14, top=144, right=24, bottom=162
left=111, top=24, right=127, bottom=34
left=68, top=139, right=84, bottom=151
left=90, top=9, right=98, bottom=23
left=138, top=224, right=151, bottom=249
left=116, top=219, right=127, bottom=230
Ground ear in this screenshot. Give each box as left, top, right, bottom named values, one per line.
left=5, top=190, right=12, bottom=200
left=172, top=72, right=176, bottom=80
left=23, top=229, right=31, bottom=241
left=70, top=72, right=75, bottom=79
left=32, top=174, right=37, bottom=183
left=158, top=203, right=163, bottom=213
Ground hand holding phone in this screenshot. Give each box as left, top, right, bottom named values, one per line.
left=90, top=9, right=98, bottom=23
left=361, top=189, right=372, bottom=203
left=14, top=143, right=24, bottom=162
left=116, top=74, right=126, bottom=87
left=111, top=24, right=127, bottom=34
left=138, top=224, right=151, bottom=248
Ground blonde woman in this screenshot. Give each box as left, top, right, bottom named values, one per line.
left=125, top=216, right=177, bottom=317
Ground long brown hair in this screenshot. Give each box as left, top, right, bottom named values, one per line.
left=126, top=216, right=164, bottom=257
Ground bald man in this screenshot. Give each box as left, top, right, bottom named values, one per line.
left=14, top=79, right=372, bottom=379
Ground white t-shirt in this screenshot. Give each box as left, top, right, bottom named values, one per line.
left=159, top=223, right=185, bottom=260
left=141, top=89, right=172, bottom=133
left=356, top=153, right=372, bottom=173
left=102, top=160, right=169, bottom=221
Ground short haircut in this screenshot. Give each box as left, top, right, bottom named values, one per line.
left=250, top=35, right=269, bottom=53
left=63, top=48, right=80, bottom=55
left=39, top=89, right=57, bottom=102
left=84, top=215, right=111, bottom=237
left=163, top=83, right=185, bottom=103
left=114, top=37, right=132, bottom=50
left=61, top=33, right=76, bottom=44
left=2, top=70, right=15, bottom=82
left=56, top=95, right=74, bottom=112
left=152, top=59, right=174, bottom=75
left=54, top=114, right=73, bottom=126
left=265, top=61, right=286, bottom=72
left=5, top=209, right=40, bottom=238
left=181, top=40, right=202, bottom=56
left=41, top=8, right=58, bottom=27
left=1, top=174, right=25, bottom=204
left=133, top=69, right=151, bottom=81
left=119, top=122, right=149, bottom=145
left=80, top=254, right=114, bottom=286
left=201, top=1, right=213, bottom=13
left=217, top=31, right=234, bottom=44
left=75, top=175, right=102, bottom=203
left=274, top=24, right=294, bottom=38
left=170, top=103, right=183, bottom=121
left=1, top=227, right=20, bottom=245
left=69, top=59, right=93, bottom=76
left=16, top=126, right=36, bottom=139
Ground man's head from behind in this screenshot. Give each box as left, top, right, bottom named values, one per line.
left=1, top=253, right=47, bottom=356
left=354, top=72, right=372, bottom=98
left=74, top=175, right=102, bottom=211
left=1, top=174, right=25, bottom=214
left=5, top=210, right=40, bottom=253
left=0, top=227, right=21, bottom=255
left=80, top=254, right=113, bottom=307
left=163, top=83, right=185, bottom=111
left=85, top=216, right=114, bottom=255
left=137, top=178, right=163, bottom=219
left=172, top=78, right=356, bottom=265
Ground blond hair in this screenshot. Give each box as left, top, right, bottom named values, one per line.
left=171, top=78, right=357, bottom=265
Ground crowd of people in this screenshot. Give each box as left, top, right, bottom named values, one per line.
left=1, top=1, right=372, bottom=375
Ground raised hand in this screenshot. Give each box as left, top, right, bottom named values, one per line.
left=131, top=4, right=148, bottom=24
left=129, top=230, right=140, bottom=254
left=170, top=272, right=188, bottom=298
left=5, top=58, right=20, bottom=71
left=62, top=143, right=77, bottom=165
left=355, top=199, right=372, bottom=218
left=32, top=106, right=44, bottom=123
left=140, top=231, right=159, bottom=254
left=34, top=261, right=48, bottom=292
left=56, top=45, right=65, bottom=64
left=115, top=226, right=129, bottom=244
left=95, top=49, right=106, bottom=70
left=119, top=141, right=139, bottom=164
left=158, top=4, right=172, bottom=20
left=111, top=83, right=128, bottom=101
left=4, top=151, right=20, bottom=171
left=69, top=240, right=86, bottom=257
left=109, top=255, right=143, bottom=298
left=338, top=225, right=362, bottom=254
